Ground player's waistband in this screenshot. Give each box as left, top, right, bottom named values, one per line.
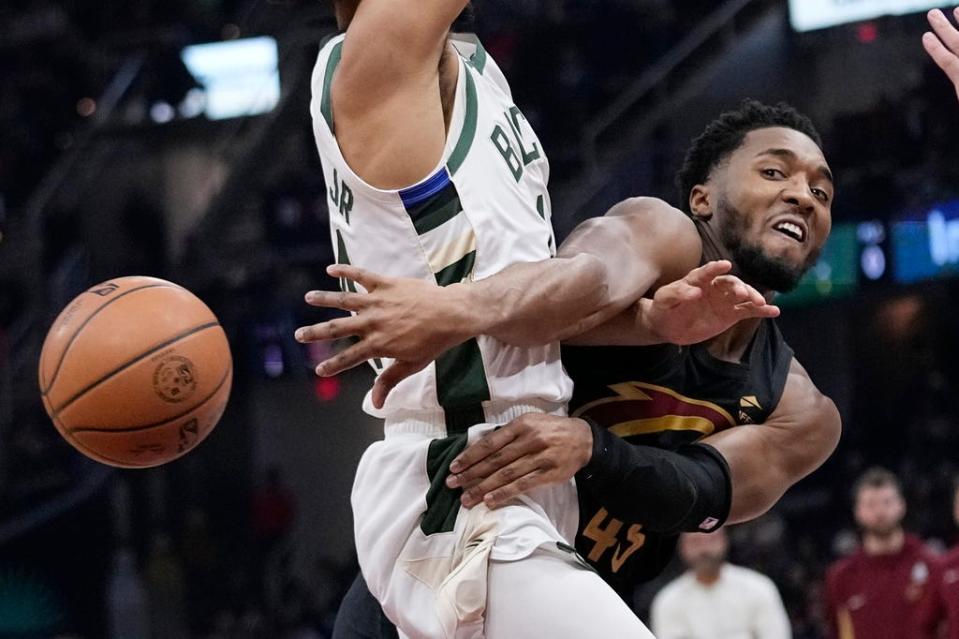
left=383, top=399, right=567, bottom=437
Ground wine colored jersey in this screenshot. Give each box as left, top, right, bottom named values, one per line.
left=823, top=535, right=938, bottom=639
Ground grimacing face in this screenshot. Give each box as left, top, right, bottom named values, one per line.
left=854, top=484, right=906, bottom=538
left=692, top=127, right=834, bottom=293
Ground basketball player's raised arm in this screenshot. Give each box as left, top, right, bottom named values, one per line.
left=331, top=0, right=471, bottom=188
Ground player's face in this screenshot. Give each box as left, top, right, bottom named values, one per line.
left=712, top=127, right=834, bottom=293
left=854, top=485, right=906, bottom=537
left=679, top=530, right=728, bottom=573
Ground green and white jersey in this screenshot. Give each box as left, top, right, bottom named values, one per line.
left=310, top=34, right=572, bottom=433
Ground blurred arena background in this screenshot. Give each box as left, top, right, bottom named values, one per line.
left=1, top=0, right=959, bottom=637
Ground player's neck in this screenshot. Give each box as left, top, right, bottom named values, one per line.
left=706, top=317, right=763, bottom=364
left=862, top=528, right=905, bottom=556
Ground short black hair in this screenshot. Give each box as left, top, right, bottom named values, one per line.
left=675, top=99, right=823, bottom=214
left=853, top=467, right=902, bottom=501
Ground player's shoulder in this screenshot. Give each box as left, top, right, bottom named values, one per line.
left=607, top=196, right=691, bottom=224
left=780, top=357, right=837, bottom=418
left=605, top=197, right=699, bottom=246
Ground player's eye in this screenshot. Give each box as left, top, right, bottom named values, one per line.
left=812, top=188, right=830, bottom=202
left=762, top=168, right=786, bottom=179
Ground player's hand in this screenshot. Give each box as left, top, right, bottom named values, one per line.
left=295, top=265, right=474, bottom=407
left=925, top=8, right=959, bottom=102
left=642, top=260, right=780, bottom=346
left=446, top=413, right=593, bottom=509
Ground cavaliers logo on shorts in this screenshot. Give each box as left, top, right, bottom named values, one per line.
left=153, top=355, right=198, bottom=403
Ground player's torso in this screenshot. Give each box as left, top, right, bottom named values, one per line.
left=563, top=319, right=793, bottom=594
left=310, top=34, right=570, bottom=426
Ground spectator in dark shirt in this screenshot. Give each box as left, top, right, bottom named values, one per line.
left=823, top=467, right=938, bottom=639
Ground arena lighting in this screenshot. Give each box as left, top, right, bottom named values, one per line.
left=789, top=0, right=953, bottom=32
left=777, top=223, right=859, bottom=307
left=892, top=199, right=959, bottom=283
left=180, top=36, right=280, bottom=120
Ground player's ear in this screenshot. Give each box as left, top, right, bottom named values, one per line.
left=689, top=185, right=713, bottom=221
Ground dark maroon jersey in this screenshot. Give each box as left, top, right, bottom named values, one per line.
left=919, top=545, right=959, bottom=639
left=824, top=535, right=938, bottom=639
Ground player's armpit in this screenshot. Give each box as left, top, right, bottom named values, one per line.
left=329, top=1, right=470, bottom=190
left=704, top=358, right=842, bottom=524
left=338, top=0, right=470, bottom=83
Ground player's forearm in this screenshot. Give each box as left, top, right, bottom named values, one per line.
left=579, top=421, right=733, bottom=534
left=449, top=254, right=635, bottom=347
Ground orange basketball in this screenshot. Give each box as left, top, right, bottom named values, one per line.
left=38, top=276, right=233, bottom=469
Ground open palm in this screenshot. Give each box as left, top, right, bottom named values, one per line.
left=645, top=261, right=780, bottom=346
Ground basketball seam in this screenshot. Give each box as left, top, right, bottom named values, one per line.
left=68, top=364, right=232, bottom=434
left=51, top=321, right=221, bottom=417
left=41, top=283, right=185, bottom=396
left=50, top=410, right=138, bottom=468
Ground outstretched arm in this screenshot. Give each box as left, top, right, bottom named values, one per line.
left=296, top=199, right=778, bottom=406
left=924, top=7, right=959, bottom=101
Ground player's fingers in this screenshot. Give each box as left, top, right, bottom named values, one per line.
left=449, top=426, right=521, bottom=475
left=304, top=289, right=368, bottom=312
left=734, top=301, right=781, bottom=319
left=295, top=316, right=367, bottom=343
left=924, top=31, right=959, bottom=84
left=711, top=276, right=752, bottom=302
left=448, top=437, right=536, bottom=489
left=371, top=360, right=429, bottom=409
left=685, top=260, right=733, bottom=287
left=929, top=9, right=959, bottom=54
left=315, top=341, right=373, bottom=377
left=327, top=264, right=383, bottom=292
left=480, top=469, right=549, bottom=509
left=456, top=451, right=541, bottom=507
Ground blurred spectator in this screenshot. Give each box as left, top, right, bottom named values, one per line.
left=651, top=528, right=791, bottom=639
left=823, top=468, right=938, bottom=639
left=919, top=477, right=959, bottom=638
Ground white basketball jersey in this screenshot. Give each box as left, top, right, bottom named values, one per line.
left=310, top=34, right=572, bottom=433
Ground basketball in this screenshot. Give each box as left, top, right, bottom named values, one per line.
left=38, top=276, right=233, bottom=469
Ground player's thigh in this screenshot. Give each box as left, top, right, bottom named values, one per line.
left=485, top=550, right=654, bottom=639
left=332, top=573, right=399, bottom=639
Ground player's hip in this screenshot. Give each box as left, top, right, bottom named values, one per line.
left=350, top=421, right=579, bottom=601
